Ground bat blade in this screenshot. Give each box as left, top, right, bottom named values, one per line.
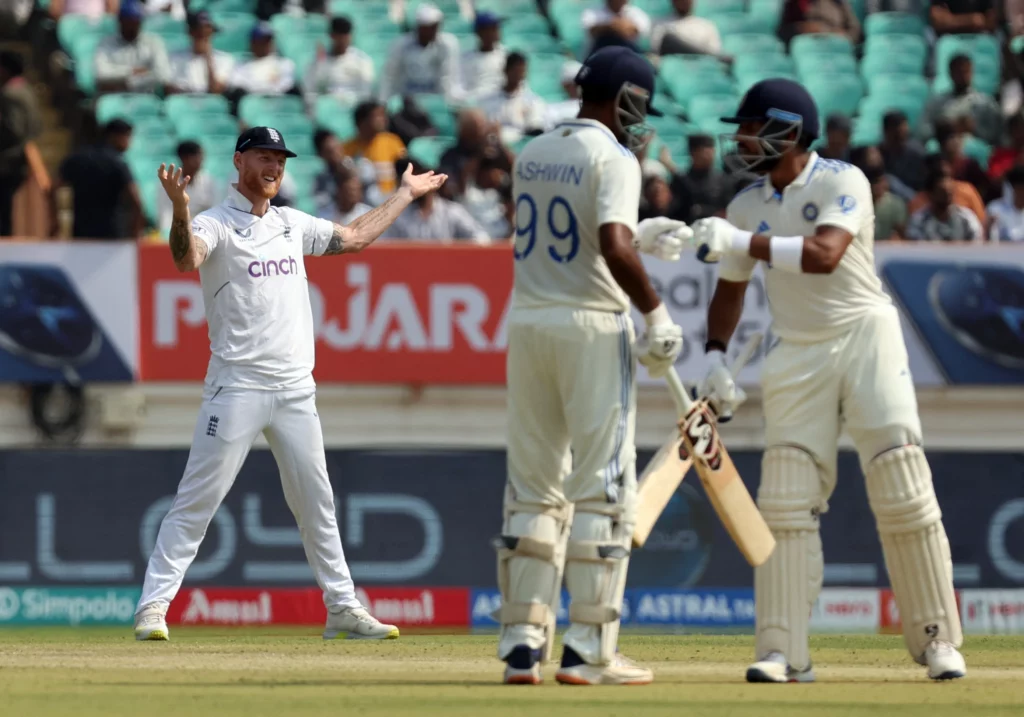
left=632, top=429, right=693, bottom=548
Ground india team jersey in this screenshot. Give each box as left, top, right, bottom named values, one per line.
left=191, top=186, right=334, bottom=389
left=511, top=118, right=642, bottom=314
left=720, top=153, right=892, bottom=342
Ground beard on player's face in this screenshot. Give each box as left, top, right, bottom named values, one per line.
left=237, top=150, right=286, bottom=199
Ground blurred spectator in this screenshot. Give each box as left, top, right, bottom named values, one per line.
left=639, top=175, right=678, bottom=222
left=652, top=0, right=722, bottom=57
left=388, top=95, right=438, bottom=146
left=167, top=12, right=235, bottom=95
left=143, top=0, right=186, bottom=20
left=988, top=113, right=1024, bottom=182
left=306, top=16, right=374, bottom=104
left=545, top=60, right=584, bottom=128
left=865, top=0, right=926, bottom=12
left=670, top=134, right=733, bottom=224
left=460, top=12, right=506, bottom=102
left=321, top=164, right=372, bottom=224
left=0, top=51, right=42, bottom=236
left=384, top=159, right=490, bottom=242
left=255, top=0, right=325, bottom=20
left=459, top=150, right=512, bottom=239
left=866, top=163, right=907, bottom=240
left=157, top=141, right=223, bottom=236
left=479, top=52, right=547, bottom=145
left=53, top=119, right=143, bottom=239
left=1002, top=37, right=1024, bottom=117
left=582, top=0, right=651, bottom=55
left=48, top=0, right=117, bottom=19
left=818, top=114, right=851, bottom=162
left=850, top=144, right=915, bottom=201
left=986, top=164, right=1024, bottom=240
left=312, top=128, right=350, bottom=215
left=921, top=55, right=1002, bottom=145
left=907, top=164, right=984, bottom=241
left=229, top=22, right=296, bottom=96
left=380, top=3, right=460, bottom=102
left=94, top=1, right=171, bottom=95
left=880, top=110, right=927, bottom=192
left=934, top=120, right=991, bottom=197
left=1008, top=1, right=1024, bottom=38
left=343, top=101, right=406, bottom=195
left=779, top=0, right=861, bottom=45
left=438, top=108, right=504, bottom=196
left=908, top=154, right=987, bottom=223
left=929, top=0, right=996, bottom=36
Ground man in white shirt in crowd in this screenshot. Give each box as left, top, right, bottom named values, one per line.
left=379, top=3, right=460, bottom=101
left=306, top=16, right=374, bottom=104
left=460, top=11, right=506, bottom=102
left=321, top=164, right=372, bottom=224
left=94, top=1, right=171, bottom=95
left=229, top=21, right=296, bottom=97
left=459, top=150, right=512, bottom=240
left=384, top=158, right=490, bottom=242
left=581, top=0, right=652, bottom=55
left=651, top=0, right=722, bottom=56
left=158, top=140, right=224, bottom=236
left=168, top=11, right=235, bottom=95
left=545, top=59, right=584, bottom=128
left=479, top=52, right=547, bottom=145
left=987, top=164, right=1024, bottom=241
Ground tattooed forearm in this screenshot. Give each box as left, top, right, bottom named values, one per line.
left=169, top=217, right=191, bottom=264
left=324, top=224, right=346, bottom=255
left=325, top=190, right=411, bottom=255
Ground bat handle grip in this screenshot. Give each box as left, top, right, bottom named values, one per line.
left=665, top=366, right=694, bottom=418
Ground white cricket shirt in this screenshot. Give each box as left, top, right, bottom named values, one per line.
left=511, top=118, right=641, bottom=313
left=191, top=185, right=334, bottom=390
left=720, top=153, right=892, bottom=342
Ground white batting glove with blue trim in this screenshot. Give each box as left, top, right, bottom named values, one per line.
left=634, top=217, right=692, bottom=262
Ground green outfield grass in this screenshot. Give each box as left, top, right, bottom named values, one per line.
left=0, top=629, right=1022, bottom=716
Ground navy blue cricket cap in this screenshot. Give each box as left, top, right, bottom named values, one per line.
left=474, top=11, right=502, bottom=30
left=721, top=78, right=819, bottom=139
left=575, top=46, right=662, bottom=116
left=118, top=1, right=145, bottom=20
left=235, top=126, right=297, bottom=158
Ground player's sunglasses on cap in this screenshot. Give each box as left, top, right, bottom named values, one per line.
left=235, top=126, right=297, bottom=158
left=575, top=46, right=661, bottom=154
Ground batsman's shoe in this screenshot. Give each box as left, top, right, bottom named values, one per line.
left=323, top=605, right=399, bottom=640
left=134, top=603, right=169, bottom=642
left=503, top=645, right=543, bottom=685
left=746, top=652, right=816, bottom=683
left=925, top=640, right=966, bottom=680
left=555, top=646, right=653, bottom=686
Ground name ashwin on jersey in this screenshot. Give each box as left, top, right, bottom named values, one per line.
left=516, top=161, right=584, bottom=185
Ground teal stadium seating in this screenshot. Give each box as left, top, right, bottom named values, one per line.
left=95, top=93, right=164, bottom=124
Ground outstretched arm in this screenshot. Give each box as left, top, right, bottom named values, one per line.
left=159, top=163, right=210, bottom=272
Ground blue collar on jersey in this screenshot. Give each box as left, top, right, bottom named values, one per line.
left=760, top=151, right=819, bottom=202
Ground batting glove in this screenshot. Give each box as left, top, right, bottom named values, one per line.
left=699, top=350, right=747, bottom=423
left=636, top=304, right=684, bottom=378
left=691, top=216, right=751, bottom=264
left=634, top=217, right=693, bottom=262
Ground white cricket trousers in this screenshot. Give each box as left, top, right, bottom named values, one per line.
left=137, top=385, right=360, bottom=613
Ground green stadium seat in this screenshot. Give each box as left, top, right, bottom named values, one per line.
left=475, top=0, right=537, bottom=12
left=804, top=74, right=863, bottom=120
left=503, top=14, right=551, bottom=35
left=203, top=154, right=238, bottom=181
left=790, top=33, right=854, bottom=62
left=285, top=133, right=316, bottom=157
left=688, top=94, right=740, bottom=126
left=860, top=52, right=925, bottom=84
left=848, top=0, right=866, bottom=21
left=505, top=32, right=564, bottom=55
left=748, top=0, right=784, bottom=30
left=634, top=0, right=672, bottom=14
left=709, top=12, right=776, bottom=36
left=648, top=114, right=691, bottom=140
left=126, top=134, right=180, bottom=161
left=238, top=94, right=306, bottom=126
left=867, top=74, right=930, bottom=106
left=95, top=93, right=164, bottom=124
left=329, top=0, right=390, bottom=14
left=175, top=113, right=240, bottom=138
left=142, top=14, right=185, bottom=35
left=209, top=11, right=257, bottom=52
left=132, top=115, right=176, bottom=138
left=273, top=116, right=316, bottom=144
left=161, top=34, right=192, bottom=55
left=721, top=33, right=784, bottom=56
left=353, top=29, right=404, bottom=53
left=794, top=52, right=857, bottom=80
left=137, top=175, right=162, bottom=225
left=191, top=134, right=240, bottom=157
left=695, top=0, right=745, bottom=16
left=164, top=94, right=231, bottom=124
left=850, top=116, right=882, bottom=147
left=733, top=53, right=795, bottom=80
left=864, top=32, right=928, bottom=63
left=410, top=94, right=457, bottom=135
left=935, top=33, right=1000, bottom=78
left=191, top=0, right=257, bottom=11
left=407, top=136, right=454, bottom=168
left=864, top=11, right=926, bottom=37
left=736, top=71, right=799, bottom=94
left=962, top=135, right=992, bottom=168
left=859, top=93, right=925, bottom=132
left=285, top=155, right=328, bottom=182
left=662, top=71, right=735, bottom=106
left=58, top=14, right=116, bottom=53
left=270, top=13, right=329, bottom=37
left=314, top=96, right=359, bottom=138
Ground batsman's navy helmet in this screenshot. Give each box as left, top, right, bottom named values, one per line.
left=720, top=78, right=819, bottom=174
left=575, top=46, right=661, bottom=154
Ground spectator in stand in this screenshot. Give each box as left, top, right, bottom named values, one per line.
left=157, top=141, right=223, bottom=236
left=639, top=174, right=679, bottom=222
left=908, top=153, right=987, bottom=223
left=544, top=60, right=584, bottom=129
left=670, top=134, right=733, bottom=224
left=384, top=159, right=490, bottom=242
left=921, top=55, right=1003, bottom=146
left=1001, top=37, right=1024, bottom=117
left=94, top=1, right=171, bottom=95
left=48, top=0, right=117, bottom=19
left=989, top=112, right=1024, bottom=182
left=460, top=12, right=506, bottom=102
left=167, top=12, right=235, bottom=95
left=880, top=110, right=928, bottom=192
left=479, top=52, right=547, bottom=145
left=229, top=22, right=296, bottom=97
left=581, top=0, right=652, bottom=55
left=651, top=0, right=723, bottom=57
left=459, top=150, right=512, bottom=240
left=438, top=108, right=505, bottom=197
left=818, top=114, right=852, bottom=162
left=851, top=144, right=916, bottom=201
left=930, top=0, right=997, bottom=36
left=0, top=51, right=42, bottom=236
left=907, top=164, right=984, bottom=241
left=1007, top=0, right=1024, bottom=38
left=255, top=0, right=325, bottom=20
left=321, top=164, right=372, bottom=224
left=388, top=95, right=439, bottom=146
left=53, top=119, right=143, bottom=239
left=343, top=100, right=406, bottom=195
left=986, top=163, right=1024, bottom=241
left=934, top=119, right=991, bottom=197
left=143, top=0, right=186, bottom=20
left=865, top=0, right=927, bottom=12
left=866, top=163, right=907, bottom=240
left=379, top=3, right=460, bottom=102
left=779, top=0, right=861, bottom=45
left=312, top=128, right=350, bottom=216
left=306, top=16, right=374, bottom=104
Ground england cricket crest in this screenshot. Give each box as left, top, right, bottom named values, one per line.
left=679, top=402, right=723, bottom=471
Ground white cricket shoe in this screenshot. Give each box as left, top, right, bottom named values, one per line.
left=323, top=605, right=399, bottom=640
left=925, top=640, right=966, bottom=680
left=502, top=645, right=543, bottom=685
left=746, top=651, right=816, bottom=683
left=555, top=646, right=653, bottom=686
left=134, top=603, right=169, bottom=641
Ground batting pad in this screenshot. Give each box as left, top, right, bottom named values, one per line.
left=865, top=446, right=962, bottom=662
left=755, top=446, right=824, bottom=671
left=494, top=498, right=572, bottom=662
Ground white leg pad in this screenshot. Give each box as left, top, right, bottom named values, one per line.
left=495, top=496, right=573, bottom=662
left=562, top=501, right=632, bottom=666
left=865, top=445, right=963, bottom=662
left=755, top=446, right=824, bottom=672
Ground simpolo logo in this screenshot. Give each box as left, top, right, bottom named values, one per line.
left=0, top=588, right=139, bottom=625
left=0, top=587, right=20, bottom=621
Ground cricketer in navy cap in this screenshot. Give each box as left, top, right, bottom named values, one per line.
left=235, top=126, right=297, bottom=158
left=574, top=46, right=661, bottom=154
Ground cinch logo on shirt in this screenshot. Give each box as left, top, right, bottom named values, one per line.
left=248, top=256, right=299, bottom=278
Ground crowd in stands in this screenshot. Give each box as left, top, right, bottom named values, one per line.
left=3, top=0, right=1024, bottom=244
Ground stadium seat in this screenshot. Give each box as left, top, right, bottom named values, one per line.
left=269, top=115, right=315, bottom=143
left=850, top=116, right=881, bottom=148
left=95, top=93, right=164, bottom=124
left=175, top=113, right=240, bottom=138
left=285, top=133, right=316, bottom=157
left=209, top=11, right=257, bottom=52
left=203, top=154, right=238, bottom=181
left=733, top=53, right=795, bottom=80
left=708, top=12, right=775, bottom=36
left=858, top=94, right=925, bottom=132
left=137, top=175, right=162, bottom=225
left=353, top=29, right=404, bottom=53
left=405, top=0, right=463, bottom=22
left=790, top=33, right=854, bottom=62
left=412, top=94, right=457, bottom=136
left=736, top=70, right=799, bottom=95
left=848, top=0, right=866, bottom=21
left=794, top=52, right=857, bottom=80
left=126, top=134, right=180, bottom=161
left=863, top=33, right=928, bottom=66
left=803, top=74, right=863, bottom=119
left=695, top=0, right=745, bottom=16
left=314, top=96, right=359, bottom=139
left=57, top=14, right=115, bottom=54
left=285, top=155, right=328, bottom=181
left=505, top=32, right=564, bottom=55
left=329, top=0, right=390, bottom=15
left=191, top=134, right=240, bottom=157
left=935, top=33, right=1001, bottom=87
left=270, top=13, right=328, bottom=38
left=688, top=94, right=740, bottom=126
left=721, top=33, right=784, bottom=56
left=164, top=94, right=231, bottom=124
left=238, top=95, right=306, bottom=127
left=476, top=0, right=537, bottom=12
left=864, top=11, right=926, bottom=37
left=132, top=115, right=176, bottom=138
left=648, top=114, right=691, bottom=140
left=867, top=74, right=930, bottom=106
left=407, top=136, right=454, bottom=168
left=748, top=0, right=784, bottom=30
left=502, top=14, right=550, bottom=35
left=860, top=52, right=925, bottom=83
left=142, top=14, right=185, bottom=36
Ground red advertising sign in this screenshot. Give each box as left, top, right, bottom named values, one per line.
left=138, top=243, right=513, bottom=383
left=355, top=587, right=469, bottom=627
left=880, top=588, right=963, bottom=634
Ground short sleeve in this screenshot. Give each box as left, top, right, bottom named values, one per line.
left=630, top=8, right=652, bottom=36
left=719, top=197, right=758, bottom=282
left=596, top=152, right=641, bottom=236
left=813, top=166, right=873, bottom=236
left=285, top=208, right=335, bottom=256
left=191, top=212, right=225, bottom=254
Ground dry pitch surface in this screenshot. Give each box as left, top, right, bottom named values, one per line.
left=1, top=630, right=1022, bottom=717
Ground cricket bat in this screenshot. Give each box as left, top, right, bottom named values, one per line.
left=632, top=335, right=762, bottom=550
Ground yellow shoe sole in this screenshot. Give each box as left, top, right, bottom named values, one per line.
left=324, top=627, right=400, bottom=640
left=135, top=629, right=169, bottom=641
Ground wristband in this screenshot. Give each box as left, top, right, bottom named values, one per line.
left=643, top=303, right=672, bottom=328
left=730, top=228, right=754, bottom=255
left=705, top=339, right=727, bottom=354
left=769, top=235, right=805, bottom=273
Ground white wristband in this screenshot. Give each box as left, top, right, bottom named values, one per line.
left=769, top=235, right=805, bottom=273
left=730, top=228, right=754, bottom=255
left=643, top=303, right=672, bottom=328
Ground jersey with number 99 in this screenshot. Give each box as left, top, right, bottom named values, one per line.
left=511, top=119, right=642, bottom=314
